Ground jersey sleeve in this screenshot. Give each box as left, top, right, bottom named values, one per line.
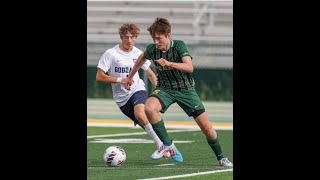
left=144, top=44, right=153, bottom=60
left=135, top=47, right=151, bottom=71
left=97, top=50, right=112, bottom=73
left=141, top=59, right=151, bottom=71
left=177, top=41, right=192, bottom=59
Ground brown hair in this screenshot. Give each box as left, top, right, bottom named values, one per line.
left=147, top=17, right=171, bottom=36
left=118, top=23, right=140, bottom=37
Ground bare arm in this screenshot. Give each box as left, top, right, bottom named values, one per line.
left=123, top=53, right=147, bottom=89
left=96, top=68, right=125, bottom=83
left=145, top=67, right=157, bottom=88
left=156, top=56, right=193, bottom=73
left=128, top=53, right=147, bottom=79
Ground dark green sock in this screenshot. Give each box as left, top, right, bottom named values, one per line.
left=207, top=136, right=225, bottom=161
left=152, top=119, right=172, bottom=145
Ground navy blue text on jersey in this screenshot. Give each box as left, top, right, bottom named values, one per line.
left=115, top=67, right=132, bottom=73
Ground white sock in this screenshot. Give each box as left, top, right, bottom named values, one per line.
left=144, top=123, right=162, bottom=148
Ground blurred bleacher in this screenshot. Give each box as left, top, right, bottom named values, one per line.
left=87, top=0, right=233, bottom=69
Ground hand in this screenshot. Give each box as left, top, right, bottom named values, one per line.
left=122, top=77, right=134, bottom=90
left=155, top=58, right=170, bottom=67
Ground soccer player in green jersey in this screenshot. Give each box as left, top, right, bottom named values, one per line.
left=123, top=17, right=233, bottom=167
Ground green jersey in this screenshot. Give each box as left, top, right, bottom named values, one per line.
left=144, top=40, right=195, bottom=91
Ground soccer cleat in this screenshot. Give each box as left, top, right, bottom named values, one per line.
left=156, top=144, right=170, bottom=159
left=219, top=157, right=233, bottom=167
left=169, top=147, right=183, bottom=162
left=151, top=143, right=173, bottom=160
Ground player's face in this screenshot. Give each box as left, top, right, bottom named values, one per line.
left=153, top=33, right=171, bottom=51
left=121, top=32, right=137, bottom=51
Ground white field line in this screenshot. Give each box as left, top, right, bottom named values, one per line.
left=87, top=129, right=199, bottom=139
left=87, top=123, right=233, bottom=130
left=137, top=169, right=233, bottom=180
left=87, top=167, right=229, bottom=170
left=154, top=164, right=176, bottom=167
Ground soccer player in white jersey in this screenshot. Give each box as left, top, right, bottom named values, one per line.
left=96, top=23, right=169, bottom=158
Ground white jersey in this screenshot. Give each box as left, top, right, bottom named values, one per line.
left=97, top=44, right=151, bottom=107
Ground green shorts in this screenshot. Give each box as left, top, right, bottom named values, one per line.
left=149, top=87, right=205, bottom=116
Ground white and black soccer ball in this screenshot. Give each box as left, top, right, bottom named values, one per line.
left=103, top=146, right=126, bottom=167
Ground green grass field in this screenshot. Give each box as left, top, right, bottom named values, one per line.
left=87, top=127, right=233, bottom=180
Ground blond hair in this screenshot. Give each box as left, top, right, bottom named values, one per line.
left=118, top=23, right=141, bottom=37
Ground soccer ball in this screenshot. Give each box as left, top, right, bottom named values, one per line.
left=103, top=146, right=126, bottom=167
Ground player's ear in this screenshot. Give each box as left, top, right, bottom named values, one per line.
left=167, top=33, right=171, bottom=39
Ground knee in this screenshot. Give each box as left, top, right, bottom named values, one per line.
left=145, top=106, right=156, bottom=116
left=134, top=111, right=145, bottom=121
